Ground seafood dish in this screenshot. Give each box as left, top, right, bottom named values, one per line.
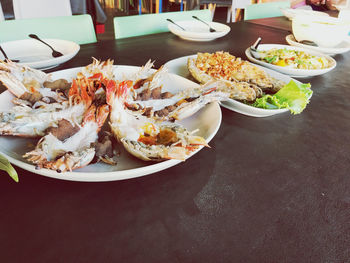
left=186, top=51, right=313, bottom=114
left=188, top=51, right=286, bottom=97
left=0, top=59, right=229, bottom=176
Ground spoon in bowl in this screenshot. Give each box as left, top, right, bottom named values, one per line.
left=166, top=19, right=186, bottom=31
left=192, top=16, right=217, bottom=32
left=249, top=37, right=263, bottom=59
left=28, top=34, right=64, bottom=58
left=299, top=40, right=318, bottom=46
left=0, top=45, right=20, bottom=63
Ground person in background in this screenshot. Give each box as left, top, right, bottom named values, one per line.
left=306, top=0, right=338, bottom=10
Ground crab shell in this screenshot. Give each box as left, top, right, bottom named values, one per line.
left=119, top=125, right=208, bottom=162
left=121, top=139, right=188, bottom=161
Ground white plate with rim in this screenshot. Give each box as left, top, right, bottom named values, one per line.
left=0, top=39, right=80, bottom=70
left=286, top=34, right=350, bottom=56
left=0, top=65, right=221, bottom=182
left=163, top=54, right=310, bottom=117
left=280, top=7, right=329, bottom=20
left=245, top=44, right=336, bottom=78
left=168, top=20, right=231, bottom=41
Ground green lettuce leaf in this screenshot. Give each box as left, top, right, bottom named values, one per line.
left=252, top=80, right=312, bottom=114
left=0, top=154, right=18, bottom=182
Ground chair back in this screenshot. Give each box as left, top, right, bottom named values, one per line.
left=0, top=14, right=96, bottom=44
left=13, top=0, right=72, bottom=19
left=244, top=1, right=290, bottom=20
left=114, top=9, right=212, bottom=39
left=0, top=3, right=4, bottom=21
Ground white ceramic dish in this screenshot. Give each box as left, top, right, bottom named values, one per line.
left=286, top=34, right=350, bottom=56
left=163, top=54, right=304, bottom=117
left=168, top=20, right=230, bottom=41
left=245, top=44, right=336, bottom=77
left=292, top=15, right=349, bottom=48
left=0, top=65, right=221, bottom=182
left=0, top=39, right=80, bottom=70
left=280, top=7, right=329, bottom=20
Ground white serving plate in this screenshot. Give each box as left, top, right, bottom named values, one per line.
left=281, top=7, right=329, bottom=20
left=245, top=44, right=336, bottom=77
left=0, top=39, right=80, bottom=70
left=168, top=20, right=230, bottom=41
left=163, top=54, right=306, bottom=117
left=286, top=34, right=350, bottom=56
left=0, top=65, right=221, bottom=182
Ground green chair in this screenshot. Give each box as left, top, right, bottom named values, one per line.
left=114, top=9, right=212, bottom=39
left=0, top=14, right=97, bottom=44
left=244, top=1, right=290, bottom=20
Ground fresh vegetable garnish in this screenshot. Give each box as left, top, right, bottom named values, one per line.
left=0, top=154, right=18, bottom=182
left=252, top=80, right=312, bottom=114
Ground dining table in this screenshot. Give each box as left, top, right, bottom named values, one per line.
left=1, top=17, right=350, bottom=262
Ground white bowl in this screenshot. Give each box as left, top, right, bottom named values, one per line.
left=168, top=20, right=230, bottom=42
left=292, top=15, right=349, bottom=47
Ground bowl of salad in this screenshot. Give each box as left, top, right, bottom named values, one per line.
left=245, top=44, right=336, bottom=77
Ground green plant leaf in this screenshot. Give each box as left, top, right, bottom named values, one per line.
left=0, top=154, right=18, bottom=182
left=252, top=80, right=312, bottom=114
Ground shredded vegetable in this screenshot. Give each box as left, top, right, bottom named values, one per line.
left=258, top=48, right=329, bottom=70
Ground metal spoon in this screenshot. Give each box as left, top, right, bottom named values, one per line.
left=192, top=16, right=216, bottom=32
left=28, top=34, right=64, bottom=58
left=166, top=19, right=186, bottom=31
left=250, top=37, right=262, bottom=51
left=0, top=45, right=20, bottom=62
left=288, top=33, right=318, bottom=47
left=249, top=37, right=263, bottom=59
left=299, top=40, right=318, bottom=46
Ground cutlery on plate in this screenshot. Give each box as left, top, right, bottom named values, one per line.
left=166, top=19, right=186, bottom=31
left=250, top=37, right=262, bottom=58
left=298, top=40, right=318, bottom=46
left=0, top=45, right=20, bottom=62
left=192, top=16, right=216, bottom=32
left=287, top=32, right=318, bottom=47
left=28, top=34, right=64, bottom=58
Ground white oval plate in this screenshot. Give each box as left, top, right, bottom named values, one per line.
left=245, top=44, right=336, bottom=78
left=163, top=54, right=310, bottom=117
left=168, top=20, right=231, bottom=41
left=0, top=39, right=80, bottom=70
left=280, top=7, right=329, bottom=20
left=286, top=34, right=350, bottom=56
left=0, top=65, right=221, bottom=182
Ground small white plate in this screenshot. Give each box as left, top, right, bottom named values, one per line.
left=0, top=39, right=80, bottom=70
left=286, top=34, right=350, bottom=56
left=245, top=44, right=336, bottom=78
left=163, top=54, right=310, bottom=117
left=0, top=65, right=222, bottom=182
left=168, top=20, right=230, bottom=41
left=281, top=8, right=329, bottom=20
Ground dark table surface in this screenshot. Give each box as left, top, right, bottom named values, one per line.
left=245, top=16, right=292, bottom=32
left=1, top=20, right=350, bottom=262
